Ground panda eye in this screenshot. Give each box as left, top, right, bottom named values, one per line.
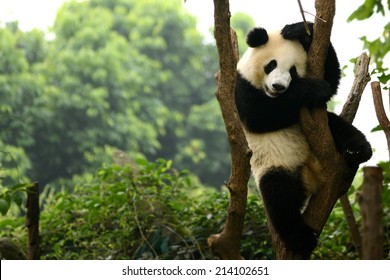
left=264, top=59, right=277, bottom=74
left=290, top=66, right=298, bottom=78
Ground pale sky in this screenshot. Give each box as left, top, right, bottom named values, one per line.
left=1, top=0, right=389, bottom=163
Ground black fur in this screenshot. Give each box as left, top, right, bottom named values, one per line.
left=328, top=112, right=372, bottom=167
left=260, top=168, right=317, bottom=253
left=235, top=22, right=372, bottom=254
left=246, top=27, right=269, bottom=48
left=235, top=72, right=331, bottom=133
left=282, top=22, right=341, bottom=95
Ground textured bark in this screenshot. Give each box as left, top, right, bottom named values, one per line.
left=208, top=0, right=251, bottom=259
left=357, top=167, right=384, bottom=259
left=339, top=53, right=371, bottom=123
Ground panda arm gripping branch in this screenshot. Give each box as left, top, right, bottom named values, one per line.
left=235, top=22, right=372, bottom=254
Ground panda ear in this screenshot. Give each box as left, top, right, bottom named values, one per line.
left=281, top=22, right=313, bottom=52
left=246, top=27, right=269, bottom=48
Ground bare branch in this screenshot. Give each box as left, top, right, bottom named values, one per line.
left=337, top=52, right=371, bottom=258
left=340, top=53, right=371, bottom=123
left=371, top=81, right=390, bottom=160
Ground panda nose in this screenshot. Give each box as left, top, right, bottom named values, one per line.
left=272, top=83, right=286, bottom=92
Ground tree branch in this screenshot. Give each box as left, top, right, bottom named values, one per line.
left=371, top=81, right=390, bottom=160
left=208, top=0, right=251, bottom=260
left=340, top=53, right=371, bottom=122
left=337, top=53, right=371, bottom=259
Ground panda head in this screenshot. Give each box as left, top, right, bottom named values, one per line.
left=237, top=27, right=308, bottom=98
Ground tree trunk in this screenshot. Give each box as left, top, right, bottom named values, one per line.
left=26, top=182, right=40, bottom=260
left=208, top=0, right=251, bottom=260
left=357, top=166, right=384, bottom=259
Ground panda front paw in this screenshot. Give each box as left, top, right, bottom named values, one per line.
left=296, top=79, right=332, bottom=108
left=343, top=138, right=372, bottom=166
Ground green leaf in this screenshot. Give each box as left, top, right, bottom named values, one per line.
left=348, top=5, right=374, bottom=22
left=11, top=192, right=24, bottom=207
left=371, top=124, right=383, bottom=132
left=0, top=198, right=11, bottom=215
left=347, top=0, right=385, bottom=22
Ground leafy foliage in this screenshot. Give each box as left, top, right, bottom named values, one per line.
left=0, top=182, right=35, bottom=216
left=1, top=158, right=389, bottom=259
left=0, top=0, right=225, bottom=187
left=348, top=0, right=390, bottom=84
left=34, top=159, right=271, bottom=260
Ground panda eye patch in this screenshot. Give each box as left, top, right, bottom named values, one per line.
left=290, top=66, right=298, bottom=78
left=264, top=59, right=277, bottom=74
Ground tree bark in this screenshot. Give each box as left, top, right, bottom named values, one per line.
left=357, top=166, right=384, bottom=259
left=208, top=0, right=251, bottom=260
left=26, top=182, right=40, bottom=260
left=339, top=53, right=371, bottom=123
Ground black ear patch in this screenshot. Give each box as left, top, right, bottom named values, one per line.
left=246, top=27, right=269, bottom=48
left=281, top=22, right=313, bottom=52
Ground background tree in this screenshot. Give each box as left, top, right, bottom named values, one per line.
left=0, top=0, right=226, bottom=187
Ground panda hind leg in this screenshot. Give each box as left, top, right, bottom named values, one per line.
left=327, top=112, right=372, bottom=166
left=259, top=168, right=318, bottom=254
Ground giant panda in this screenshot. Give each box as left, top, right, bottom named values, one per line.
left=235, top=22, right=372, bottom=254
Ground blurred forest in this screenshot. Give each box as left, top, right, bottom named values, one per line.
left=0, top=0, right=251, bottom=188
left=0, top=0, right=389, bottom=259
left=0, top=0, right=229, bottom=188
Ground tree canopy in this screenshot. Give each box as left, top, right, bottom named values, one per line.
left=0, top=0, right=230, bottom=187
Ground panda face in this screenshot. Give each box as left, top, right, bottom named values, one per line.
left=237, top=30, right=307, bottom=98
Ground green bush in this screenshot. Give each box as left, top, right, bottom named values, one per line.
left=37, top=159, right=271, bottom=260
left=1, top=158, right=388, bottom=259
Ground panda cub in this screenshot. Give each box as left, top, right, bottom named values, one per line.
left=235, top=22, right=372, bottom=254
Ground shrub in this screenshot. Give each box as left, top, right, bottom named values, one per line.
left=38, top=159, right=271, bottom=259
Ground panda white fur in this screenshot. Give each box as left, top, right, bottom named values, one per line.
left=235, top=22, right=372, bottom=254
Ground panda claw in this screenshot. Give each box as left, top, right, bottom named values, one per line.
left=343, top=142, right=372, bottom=166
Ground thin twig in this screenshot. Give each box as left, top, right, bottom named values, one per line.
left=304, top=11, right=327, bottom=22
left=132, top=193, right=159, bottom=259
left=161, top=224, right=196, bottom=259
left=297, top=0, right=311, bottom=35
